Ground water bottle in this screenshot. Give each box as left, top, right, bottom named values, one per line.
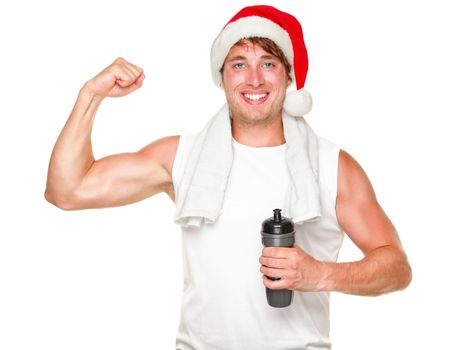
left=261, top=208, right=295, bottom=307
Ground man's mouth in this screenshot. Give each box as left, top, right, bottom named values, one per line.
left=242, top=92, right=268, bottom=103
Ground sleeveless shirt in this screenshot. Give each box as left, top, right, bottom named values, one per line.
left=172, top=133, right=344, bottom=350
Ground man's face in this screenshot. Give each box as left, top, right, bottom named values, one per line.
left=221, top=40, right=291, bottom=126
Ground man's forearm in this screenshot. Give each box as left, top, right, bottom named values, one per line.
left=320, top=246, right=412, bottom=296
left=45, top=85, right=102, bottom=207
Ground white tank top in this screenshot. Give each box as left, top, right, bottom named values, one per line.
left=172, top=134, right=344, bottom=350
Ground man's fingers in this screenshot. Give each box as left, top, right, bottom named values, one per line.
left=112, top=65, right=140, bottom=87
left=136, top=73, right=145, bottom=84
left=126, top=60, right=144, bottom=77
left=110, top=57, right=144, bottom=86
left=260, top=265, right=285, bottom=279
left=262, top=275, right=288, bottom=290
left=118, top=65, right=143, bottom=86
left=115, top=56, right=143, bottom=72
left=114, top=78, right=144, bottom=96
left=91, top=58, right=143, bottom=97
left=262, top=246, right=290, bottom=258
left=85, top=58, right=141, bottom=98
left=259, top=255, right=287, bottom=269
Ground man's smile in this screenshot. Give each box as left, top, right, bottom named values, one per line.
left=241, top=92, right=269, bottom=104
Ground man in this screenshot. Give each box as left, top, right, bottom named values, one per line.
left=45, top=5, right=411, bottom=350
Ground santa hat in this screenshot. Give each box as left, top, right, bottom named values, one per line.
left=210, top=5, right=312, bottom=116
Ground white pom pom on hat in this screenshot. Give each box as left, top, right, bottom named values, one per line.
left=211, top=5, right=312, bottom=116
left=283, top=89, right=313, bottom=117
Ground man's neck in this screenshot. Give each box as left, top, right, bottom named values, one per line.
left=231, top=115, right=286, bottom=147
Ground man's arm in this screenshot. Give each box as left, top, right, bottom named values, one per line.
left=45, top=57, right=179, bottom=210
left=323, top=150, right=411, bottom=295
left=260, top=150, right=412, bottom=296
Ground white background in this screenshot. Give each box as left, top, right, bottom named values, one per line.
left=1, top=0, right=466, bottom=349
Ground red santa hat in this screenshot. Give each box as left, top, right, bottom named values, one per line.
left=211, top=5, right=312, bottom=116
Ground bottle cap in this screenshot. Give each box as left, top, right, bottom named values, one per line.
left=261, top=208, right=294, bottom=235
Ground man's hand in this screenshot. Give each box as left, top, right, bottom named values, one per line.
left=84, top=57, right=145, bottom=99
left=259, top=245, right=328, bottom=292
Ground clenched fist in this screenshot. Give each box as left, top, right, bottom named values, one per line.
left=84, top=57, right=145, bottom=99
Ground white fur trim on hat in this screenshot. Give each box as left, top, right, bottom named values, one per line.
left=210, top=16, right=295, bottom=87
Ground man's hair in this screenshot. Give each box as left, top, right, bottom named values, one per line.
left=220, top=37, right=292, bottom=79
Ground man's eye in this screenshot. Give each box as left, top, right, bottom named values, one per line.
left=263, top=62, right=275, bottom=68
left=234, top=63, right=245, bottom=69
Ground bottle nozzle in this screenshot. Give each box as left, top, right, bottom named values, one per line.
left=273, top=209, right=282, bottom=222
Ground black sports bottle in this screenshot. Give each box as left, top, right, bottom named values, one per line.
left=261, top=208, right=295, bottom=308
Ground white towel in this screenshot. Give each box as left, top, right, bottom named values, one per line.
left=173, top=103, right=321, bottom=227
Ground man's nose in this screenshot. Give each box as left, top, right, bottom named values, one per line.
left=246, top=66, right=264, bottom=87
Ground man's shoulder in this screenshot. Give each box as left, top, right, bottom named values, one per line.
left=137, top=135, right=181, bottom=176
left=140, top=135, right=180, bottom=155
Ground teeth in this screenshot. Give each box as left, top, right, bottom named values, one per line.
left=244, top=93, right=267, bottom=101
